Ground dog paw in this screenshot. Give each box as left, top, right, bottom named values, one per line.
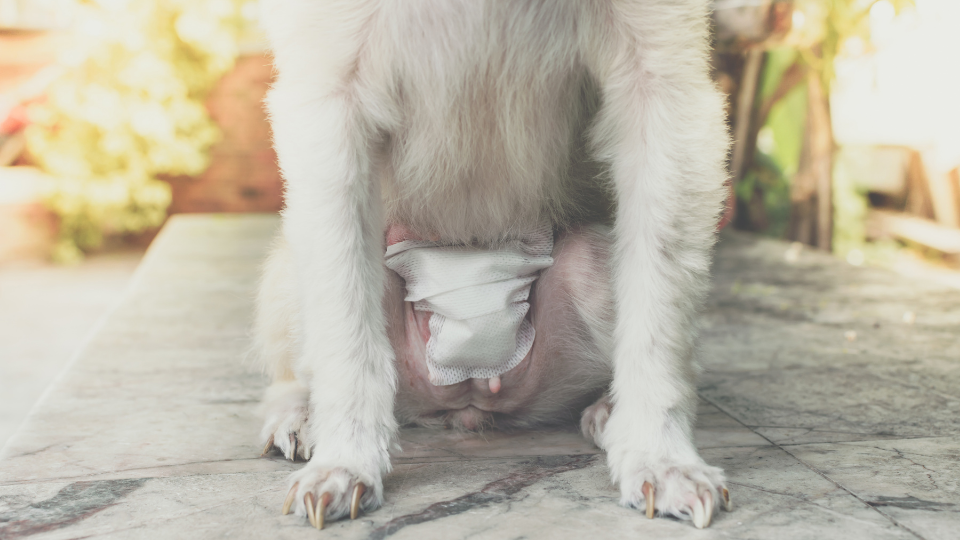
left=620, top=461, right=731, bottom=528
left=281, top=465, right=381, bottom=529
left=258, top=381, right=311, bottom=461
left=580, top=394, right=612, bottom=447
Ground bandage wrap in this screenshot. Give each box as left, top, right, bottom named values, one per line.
left=384, top=224, right=554, bottom=386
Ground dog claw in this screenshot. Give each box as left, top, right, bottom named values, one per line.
left=304, top=493, right=317, bottom=528
left=351, top=483, right=366, bottom=519
left=317, top=492, right=331, bottom=530
left=703, top=491, right=714, bottom=528
left=281, top=483, right=298, bottom=515
left=641, top=481, right=655, bottom=519
left=692, top=497, right=706, bottom=529
left=722, top=487, right=732, bottom=511
left=261, top=436, right=274, bottom=457
left=290, top=433, right=298, bottom=461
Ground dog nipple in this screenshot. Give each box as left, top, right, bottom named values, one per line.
left=489, top=376, right=501, bottom=394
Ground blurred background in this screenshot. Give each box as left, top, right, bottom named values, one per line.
left=0, top=0, right=957, bottom=449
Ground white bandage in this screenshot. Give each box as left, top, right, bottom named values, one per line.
left=384, top=224, right=554, bottom=386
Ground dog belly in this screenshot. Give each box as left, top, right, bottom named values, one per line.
left=368, top=1, right=603, bottom=243
left=384, top=223, right=614, bottom=430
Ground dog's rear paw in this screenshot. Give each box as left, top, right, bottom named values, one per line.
left=259, top=381, right=311, bottom=461
left=580, top=394, right=612, bottom=447
left=620, top=461, right=731, bottom=528
left=281, top=466, right=381, bottom=529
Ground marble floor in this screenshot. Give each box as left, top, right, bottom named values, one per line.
left=0, top=214, right=957, bottom=539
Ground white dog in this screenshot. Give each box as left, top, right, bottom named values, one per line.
left=255, top=0, right=731, bottom=530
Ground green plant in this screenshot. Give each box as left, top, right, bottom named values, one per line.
left=25, top=0, right=251, bottom=262
left=793, top=0, right=913, bottom=94
left=742, top=0, right=913, bottom=253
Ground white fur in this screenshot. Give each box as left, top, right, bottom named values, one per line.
left=258, top=380, right=310, bottom=461
left=256, top=0, right=730, bottom=527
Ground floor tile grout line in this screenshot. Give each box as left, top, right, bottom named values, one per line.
left=778, top=434, right=956, bottom=447
left=30, top=485, right=286, bottom=540
left=0, top=436, right=824, bottom=489
left=0, top=452, right=613, bottom=488
left=725, top=480, right=903, bottom=527
left=2, top=442, right=771, bottom=489
left=697, top=391, right=928, bottom=540
left=0, top=457, right=295, bottom=487
left=741, top=424, right=943, bottom=434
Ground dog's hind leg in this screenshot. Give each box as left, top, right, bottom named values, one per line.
left=255, top=237, right=311, bottom=462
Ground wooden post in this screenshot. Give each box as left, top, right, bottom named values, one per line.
left=923, top=154, right=960, bottom=229
left=905, top=150, right=936, bottom=220
left=729, top=49, right=765, bottom=184
left=788, top=71, right=833, bottom=250
left=809, top=74, right=833, bottom=251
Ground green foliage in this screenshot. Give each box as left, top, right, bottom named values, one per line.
left=25, top=0, right=250, bottom=263
left=736, top=152, right=794, bottom=238
left=759, top=49, right=807, bottom=180
left=831, top=150, right=869, bottom=257
left=793, top=0, right=914, bottom=93
left=739, top=48, right=809, bottom=238
left=810, top=0, right=912, bottom=255
left=742, top=0, right=913, bottom=250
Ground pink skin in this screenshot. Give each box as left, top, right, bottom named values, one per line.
left=384, top=223, right=612, bottom=431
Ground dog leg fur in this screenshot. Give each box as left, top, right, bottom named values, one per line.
left=255, top=238, right=310, bottom=461
left=257, top=0, right=732, bottom=529
left=585, top=0, right=730, bottom=528
left=259, top=0, right=397, bottom=524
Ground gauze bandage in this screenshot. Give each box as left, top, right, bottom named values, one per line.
left=384, top=224, right=554, bottom=386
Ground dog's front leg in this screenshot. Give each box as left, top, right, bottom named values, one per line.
left=586, top=0, right=731, bottom=528
left=273, top=91, right=396, bottom=525
left=263, top=3, right=396, bottom=528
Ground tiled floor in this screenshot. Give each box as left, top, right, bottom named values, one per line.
left=0, top=215, right=956, bottom=539
left=0, top=250, right=142, bottom=450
